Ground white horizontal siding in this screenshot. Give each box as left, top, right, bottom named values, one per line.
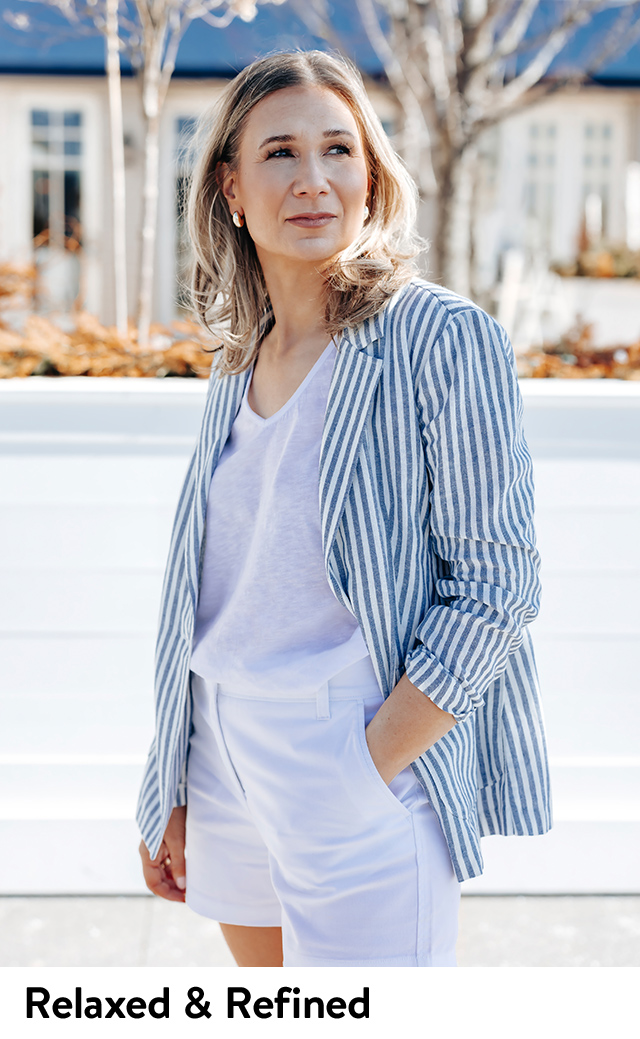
left=535, top=508, right=640, bottom=570
left=0, top=504, right=175, bottom=568
left=0, top=455, right=190, bottom=505
left=0, top=570, right=164, bottom=632
left=2, top=697, right=153, bottom=756
left=532, top=572, right=640, bottom=636
left=534, top=639, right=638, bottom=758
left=463, top=822, right=640, bottom=895
left=1, top=764, right=144, bottom=820
left=0, top=635, right=155, bottom=696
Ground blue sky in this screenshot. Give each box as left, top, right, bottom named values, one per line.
left=0, top=0, right=638, bottom=82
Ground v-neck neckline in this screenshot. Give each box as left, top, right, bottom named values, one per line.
left=242, top=340, right=335, bottom=426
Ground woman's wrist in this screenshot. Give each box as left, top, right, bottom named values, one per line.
left=365, top=673, right=457, bottom=784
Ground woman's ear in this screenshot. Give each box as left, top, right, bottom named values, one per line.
left=217, top=161, right=239, bottom=215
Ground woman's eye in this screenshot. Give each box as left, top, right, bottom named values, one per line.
left=265, top=144, right=352, bottom=159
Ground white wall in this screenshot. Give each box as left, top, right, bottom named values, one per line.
left=0, top=378, right=639, bottom=894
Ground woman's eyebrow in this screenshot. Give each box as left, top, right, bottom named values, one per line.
left=323, top=129, right=356, bottom=140
left=258, top=133, right=295, bottom=149
left=258, top=129, right=356, bottom=149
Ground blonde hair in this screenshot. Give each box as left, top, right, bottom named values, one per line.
left=187, top=50, right=423, bottom=375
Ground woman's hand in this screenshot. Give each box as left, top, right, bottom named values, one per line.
left=365, top=673, right=457, bottom=785
left=139, top=805, right=187, bottom=902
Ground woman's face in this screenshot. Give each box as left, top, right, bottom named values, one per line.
left=222, top=84, right=370, bottom=274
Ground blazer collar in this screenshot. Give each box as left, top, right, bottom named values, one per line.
left=337, top=303, right=388, bottom=358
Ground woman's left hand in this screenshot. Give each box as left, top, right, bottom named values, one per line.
left=139, top=805, right=187, bottom=902
left=365, top=673, right=457, bottom=784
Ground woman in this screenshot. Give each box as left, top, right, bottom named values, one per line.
left=137, top=50, right=552, bottom=968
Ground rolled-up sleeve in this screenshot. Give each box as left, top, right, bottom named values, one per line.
left=404, top=306, right=541, bottom=721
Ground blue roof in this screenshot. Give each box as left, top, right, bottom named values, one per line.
left=0, top=0, right=639, bottom=83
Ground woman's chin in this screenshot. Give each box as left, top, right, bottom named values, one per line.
left=255, top=236, right=354, bottom=271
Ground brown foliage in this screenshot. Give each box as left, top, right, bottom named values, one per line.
left=517, top=319, right=640, bottom=380
left=551, top=244, right=640, bottom=280
left=0, top=262, right=37, bottom=311
left=0, top=312, right=216, bottom=378
left=0, top=263, right=216, bottom=379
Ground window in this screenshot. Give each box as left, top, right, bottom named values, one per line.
left=523, top=121, right=557, bottom=250
left=581, top=121, right=614, bottom=238
left=30, top=109, right=83, bottom=251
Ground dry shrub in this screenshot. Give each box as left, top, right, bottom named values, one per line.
left=0, top=312, right=216, bottom=378
left=517, top=319, right=640, bottom=380
left=0, top=262, right=37, bottom=311
left=551, top=244, right=640, bottom=280
left=0, top=262, right=216, bottom=378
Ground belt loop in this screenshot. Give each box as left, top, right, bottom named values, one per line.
left=316, top=680, right=331, bottom=720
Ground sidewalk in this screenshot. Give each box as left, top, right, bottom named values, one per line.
left=2, top=896, right=639, bottom=968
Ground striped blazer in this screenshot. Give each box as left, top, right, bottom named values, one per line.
left=136, top=278, right=552, bottom=883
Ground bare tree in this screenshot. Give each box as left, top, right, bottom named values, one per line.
left=312, top=0, right=640, bottom=296
left=123, top=0, right=283, bottom=346
left=9, top=0, right=282, bottom=344
left=105, top=0, right=128, bottom=337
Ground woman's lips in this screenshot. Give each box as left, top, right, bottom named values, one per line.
left=286, top=213, right=336, bottom=227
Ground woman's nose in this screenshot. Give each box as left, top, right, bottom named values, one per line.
left=293, top=155, right=330, bottom=196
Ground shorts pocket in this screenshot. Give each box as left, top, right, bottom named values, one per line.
left=352, top=699, right=412, bottom=819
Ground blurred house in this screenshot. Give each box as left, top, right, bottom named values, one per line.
left=0, top=0, right=639, bottom=327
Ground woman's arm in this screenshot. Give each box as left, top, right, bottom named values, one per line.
left=404, top=305, right=540, bottom=722
left=365, top=673, right=456, bottom=784
left=366, top=303, right=540, bottom=779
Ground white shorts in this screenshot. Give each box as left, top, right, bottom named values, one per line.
left=185, top=656, right=461, bottom=967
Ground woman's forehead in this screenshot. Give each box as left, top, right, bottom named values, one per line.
left=241, top=85, right=360, bottom=145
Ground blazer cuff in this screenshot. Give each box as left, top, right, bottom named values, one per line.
left=404, top=645, right=484, bottom=722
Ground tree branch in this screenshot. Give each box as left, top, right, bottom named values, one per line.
left=355, top=0, right=438, bottom=192
left=492, top=0, right=542, bottom=60
left=579, top=0, right=640, bottom=76
left=468, top=0, right=609, bottom=114
left=463, top=0, right=509, bottom=65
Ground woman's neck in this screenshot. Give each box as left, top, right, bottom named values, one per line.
left=258, top=256, right=328, bottom=360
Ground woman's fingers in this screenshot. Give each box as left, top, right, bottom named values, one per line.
left=164, top=838, right=187, bottom=891
left=163, top=806, right=187, bottom=892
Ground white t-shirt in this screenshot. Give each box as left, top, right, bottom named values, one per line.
left=190, top=340, right=369, bottom=694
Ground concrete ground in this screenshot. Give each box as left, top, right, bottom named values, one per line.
left=1, top=896, right=639, bottom=968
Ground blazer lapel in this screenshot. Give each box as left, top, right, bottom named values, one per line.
left=319, top=309, right=387, bottom=576
left=184, top=363, right=252, bottom=608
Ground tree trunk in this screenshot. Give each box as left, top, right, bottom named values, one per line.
left=105, top=0, right=128, bottom=337
left=137, top=45, right=162, bottom=349
left=436, top=142, right=478, bottom=299
left=137, top=108, right=160, bottom=347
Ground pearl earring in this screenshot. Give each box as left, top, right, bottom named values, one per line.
left=232, top=211, right=244, bottom=228
left=363, top=205, right=370, bottom=220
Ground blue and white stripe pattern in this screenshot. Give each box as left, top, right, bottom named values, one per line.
left=136, top=279, right=552, bottom=882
